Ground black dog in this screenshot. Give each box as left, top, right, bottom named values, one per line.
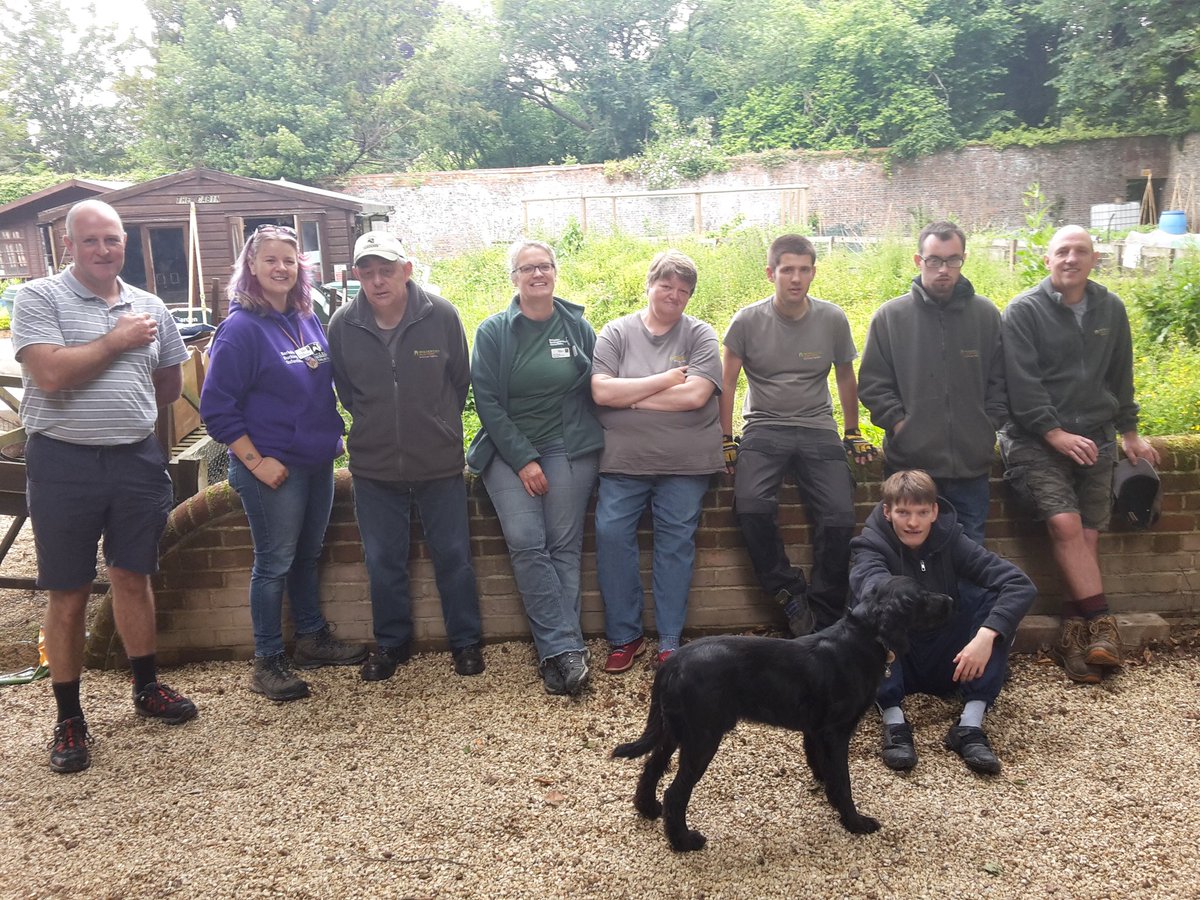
left=612, top=576, right=954, bottom=852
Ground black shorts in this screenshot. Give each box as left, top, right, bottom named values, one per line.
left=25, top=433, right=174, bottom=590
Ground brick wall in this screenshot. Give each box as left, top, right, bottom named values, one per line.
left=339, top=135, right=1179, bottom=260
left=84, top=437, right=1200, bottom=668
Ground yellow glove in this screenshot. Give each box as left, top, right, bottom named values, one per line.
left=722, top=435, right=739, bottom=469
left=843, top=429, right=878, bottom=465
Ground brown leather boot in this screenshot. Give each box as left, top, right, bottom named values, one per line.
left=1056, top=617, right=1102, bottom=684
left=1085, top=614, right=1123, bottom=668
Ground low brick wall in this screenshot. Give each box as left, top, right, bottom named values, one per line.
left=84, top=437, right=1200, bottom=667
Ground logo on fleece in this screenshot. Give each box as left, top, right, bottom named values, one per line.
left=413, top=349, right=441, bottom=359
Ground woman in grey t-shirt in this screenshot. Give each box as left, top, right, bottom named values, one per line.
left=590, top=250, right=724, bottom=672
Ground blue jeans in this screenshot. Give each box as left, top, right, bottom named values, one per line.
left=228, top=456, right=332, bottom=657
left=595, top=473, right=711, bottom=651
left=483, top=445, right=598, bottom=662
left=352, top=473, right=482, bottom=652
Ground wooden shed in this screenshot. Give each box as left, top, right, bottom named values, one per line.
left=0, top=178, right=127, bottom=281
left=37, top=167, right=389, bottom=311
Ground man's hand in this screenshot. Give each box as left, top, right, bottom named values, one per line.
left=518, top=460, right=549, bottom=496
left=111, top=313, right=158, bottom=350
left=722, top=435, right=739, bottom=474
left=843, top=429, right=878, bottom=465
left=952, top=627, right=998, bottom=682
left=1045, top=428, right=1098, bottom=466
left=1122, top=433, right=1161, bottom=467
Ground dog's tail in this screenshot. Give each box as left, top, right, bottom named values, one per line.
left=611, top=670, right=667, bottom=760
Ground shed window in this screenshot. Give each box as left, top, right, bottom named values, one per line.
left=0, top=233, right=28, bottom=275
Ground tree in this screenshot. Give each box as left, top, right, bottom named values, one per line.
left=496, top=0, right=686, bottom=161
left=139, top=0, right=438, bottom=180
left=1041, top=0, right=1200, bottom=129
left=0, top=0, right=142, bottom=172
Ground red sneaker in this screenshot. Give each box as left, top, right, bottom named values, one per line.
left=653, top=649, right=675, bottom=669
left=603, top=637, right=646, bottom=674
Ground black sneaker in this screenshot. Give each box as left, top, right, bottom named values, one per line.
left=360, top=644, right=411, bottom=682
left=774, top=588, right=815, bottom=637
left=881, top=722, right=917, bottom=771
left=555, top=650, right=589, bottom=695
left=293, top=625, right=368, bottom=669
left=452, top=643, right=485, bottom=676
left=133, top=681, right=198, bottom=725
left=49, top=716, right=92, bottom=774
left=944, top=725, right=1002, bottom=775
left=249, top=653, right=310, bottom=701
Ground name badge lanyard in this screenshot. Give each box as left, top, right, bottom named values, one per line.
left=275, top=316, right=320, bottom=370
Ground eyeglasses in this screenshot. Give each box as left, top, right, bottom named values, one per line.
left=513, top=263, right=555, bottom=275
left=253, top=224, right=297, bottom=238
left=919, top=255, right=965, bottom=269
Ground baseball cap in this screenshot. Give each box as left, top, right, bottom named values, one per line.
left=353, top=232, right=407, bottom=265
left=1112, top=457, right=1162, bottom=529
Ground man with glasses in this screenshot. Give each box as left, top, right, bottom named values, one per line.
left=327, top=232, right=485, bottom=681
left=1000, top=225, right=1158, bottom=684
left=857, top=220, right=1008, bottom=771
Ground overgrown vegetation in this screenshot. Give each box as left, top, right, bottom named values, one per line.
left=432, top=227, right=1200, bottom=443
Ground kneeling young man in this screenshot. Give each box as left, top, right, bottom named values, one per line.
left=849, top=470, right=1035, bottom=775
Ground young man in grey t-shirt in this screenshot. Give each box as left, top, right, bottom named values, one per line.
left=720, top=234, right=876, bottom=635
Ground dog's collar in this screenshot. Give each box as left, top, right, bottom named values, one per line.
left=876, top=638, right=896, bottom=677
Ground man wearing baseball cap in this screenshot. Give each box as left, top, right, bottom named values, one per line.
left=327, top=232, right=485, bottom=679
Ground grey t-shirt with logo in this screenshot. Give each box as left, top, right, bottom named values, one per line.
left=592, top=311, right=724, bottom=476
left=723, top=296, right=857, bottom=433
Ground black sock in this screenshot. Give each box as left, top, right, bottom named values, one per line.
left=1078, top=593, right=1109, bottom=619
left=129, top=654, right=158, bottom=693
left=52, top=679, right=84, bottom=723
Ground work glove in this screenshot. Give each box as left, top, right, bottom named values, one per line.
left=843, top=428, right=878, bottom=465
left=722, top=434, right=740, bottom=469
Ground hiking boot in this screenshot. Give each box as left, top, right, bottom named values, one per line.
left=540, top=657, right=567, bottom=695
left=1085, top=614, right=1123, bottom=668
left=1056, top=617, right=1102, bottom=684
left=133, top=681, right=198, bottom=725
left=452, top=643, right=485, bottom=676
left=880, top=722, right=917, bottom=771
left=49, top=716, right=92, bottom=774
left=603, top=637, right=646, bottom=674
left=360, top=644, right=411, bottom=682
left=944, top=725, right=1002, bottom=775
left=249, top=653, right=309, bottom=701
left=293, top=625, right=368, bottom=669
left=774, top=588, right=815, bottom=638
left=556, top=650, right=589, bottom=695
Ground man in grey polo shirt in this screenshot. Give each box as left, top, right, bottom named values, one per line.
left=13, top=199, right=197, bottom=775
left=720, top=233, right=876, bottom=636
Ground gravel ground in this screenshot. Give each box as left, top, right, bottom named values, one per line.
left=2, top=521, right=1199, bottom=899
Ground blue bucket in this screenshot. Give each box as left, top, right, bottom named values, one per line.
left=1159, top=210, right=1187, bottom=235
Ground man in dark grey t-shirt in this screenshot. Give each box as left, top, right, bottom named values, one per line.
left=720, top=234, right=875, bottom=635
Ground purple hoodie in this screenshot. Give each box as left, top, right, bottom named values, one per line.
left=200, top=300, right=344, bottom=468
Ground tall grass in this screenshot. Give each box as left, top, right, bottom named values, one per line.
left=431, top=228, right=1199, bottom=441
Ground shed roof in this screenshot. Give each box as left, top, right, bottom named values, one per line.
left=37, top=167, right=390, bottom=223
left=0, top=178, right=130, bottom=218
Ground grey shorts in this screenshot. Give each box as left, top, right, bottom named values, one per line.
left=1000, top=430, right=1116, bottom=531
left=25, top=433, right=174, bottom=590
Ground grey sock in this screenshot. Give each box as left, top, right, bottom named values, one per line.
left=959, top=700, right=987, bottom=729
left=881, top=705, right=905, bottom=726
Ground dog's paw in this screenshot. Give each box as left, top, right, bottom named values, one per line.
left=668, top=828, right=708, bottom=852
left=634, top=795, right=663, bottom=820
left=842, top=813, right=881, bottom=835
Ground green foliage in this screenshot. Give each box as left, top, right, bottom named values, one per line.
left=602, top=102, right=727, bottom=190
left=982, top=123, right=1168, bottom=151
left=0, top=0, right=142, bottom=172
left=1015, top=183, right=1057, bottom=287
left=1128, top=252, right=1200, bottom=346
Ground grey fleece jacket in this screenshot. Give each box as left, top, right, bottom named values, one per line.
left=858, top=276, right=1007, bottom=479
left=328, top=280, right=470, bottom=483
left=1001, top=277, right=1138, bottom=440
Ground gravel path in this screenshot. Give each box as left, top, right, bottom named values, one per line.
left=2, top=520, right=1199, bottom=899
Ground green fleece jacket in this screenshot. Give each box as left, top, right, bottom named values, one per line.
left=467, top=296, right=604, bottom=474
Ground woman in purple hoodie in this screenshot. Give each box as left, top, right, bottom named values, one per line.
left=200, top=225, right=365, bottom=701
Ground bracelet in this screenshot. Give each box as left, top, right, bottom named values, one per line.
left=246, top=457, right=263, bottom=471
